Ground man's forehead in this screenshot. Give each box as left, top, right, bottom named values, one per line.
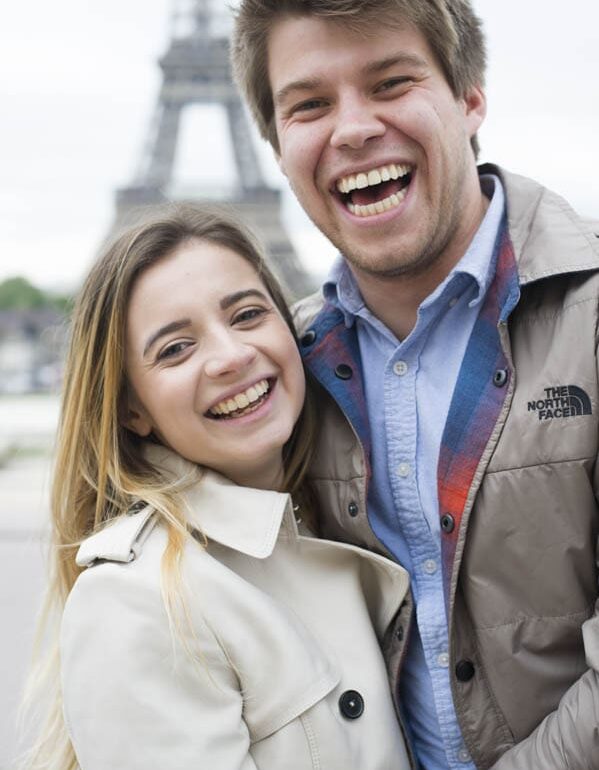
left=267, top=15, right=433, bottom=98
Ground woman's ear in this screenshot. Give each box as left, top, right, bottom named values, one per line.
left=121, top=391, right=153, bottom=437
left=123, top=409, right=153, bottom=438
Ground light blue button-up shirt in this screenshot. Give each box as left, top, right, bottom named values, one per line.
left=324, top=176, right=505, bottom=769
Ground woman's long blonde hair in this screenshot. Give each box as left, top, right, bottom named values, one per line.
left=20, top=203, right=320, bottom=769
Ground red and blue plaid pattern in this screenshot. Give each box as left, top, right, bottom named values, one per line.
left=301, top=218, right=520, bottom=609
left=302, top=304, right=372, bottom=480
left=437, top=221, right=520, bottom=603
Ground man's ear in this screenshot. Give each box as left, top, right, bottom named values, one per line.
left=463, top=85, right=487, bottom=136
left=121, top=393, right=153, bottom=438
left=275, top=150, right=287, bottom=178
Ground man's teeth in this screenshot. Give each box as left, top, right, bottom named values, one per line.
left=347, top=186, right=408, bottom=218
left=336, top=163, right=412, bottom=195
left=210, top=379, right=270, bottom=417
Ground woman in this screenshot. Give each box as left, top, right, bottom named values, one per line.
left=25, top=205, right=411, bottom=770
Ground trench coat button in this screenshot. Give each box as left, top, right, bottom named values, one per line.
left=334, top=363, right=353, bottom=380
left=440, top=513, right=455, bottom=533
left=300, top=329, right=316, bottom=347
left=347, top=501, right=359, bottom=517
left=455, top=659, right=475, bottom=682
left=493, top=368, right=508, bottom=387
left=339, top=690, right=364, bottom=719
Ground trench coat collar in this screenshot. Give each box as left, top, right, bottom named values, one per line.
left=146, top=445, right=297, bottom=559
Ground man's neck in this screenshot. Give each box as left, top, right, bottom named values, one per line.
left=352, top=194, right=490, bottom=341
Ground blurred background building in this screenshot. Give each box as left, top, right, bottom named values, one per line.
left=112, top=0, right=313, bottom=298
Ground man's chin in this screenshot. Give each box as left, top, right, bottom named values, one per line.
left=339, top=245, right=440, bottom=281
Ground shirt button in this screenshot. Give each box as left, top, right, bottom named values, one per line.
left=397, top=463, right=411, bottom=478
left=423, top=559, right=438, bottom=575
left=440, top=513, right=455, bottom=533
left=458, top=748, right=471, bottom=763
left=393, top=360, right=408, bottom=376
left=449, top=297, right=458, bottom=308
left=334, top=363, right=353, bottom=380
left=493, top=368, right=509, bottom=388
left=437, top=652, right=450, bottom=668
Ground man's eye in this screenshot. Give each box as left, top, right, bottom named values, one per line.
left=293, top=98, right=326, bottom=113
left=376, top=77, right=410, bottom=93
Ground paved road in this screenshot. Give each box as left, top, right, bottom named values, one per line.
left=1, top=396, right=56, bottom=769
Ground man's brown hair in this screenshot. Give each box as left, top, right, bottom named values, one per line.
left=232, top=0, right=486, bottom=156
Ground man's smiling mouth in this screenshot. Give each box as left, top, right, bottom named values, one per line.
left=335, top=163, right=413, bottom=218
left=207, top=378, right=272, bottom=419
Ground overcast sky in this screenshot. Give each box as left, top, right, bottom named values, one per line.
left=1, top=0, right=598, bottom=290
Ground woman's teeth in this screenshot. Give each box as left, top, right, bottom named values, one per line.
left=209, top=379, right=270, bottom=418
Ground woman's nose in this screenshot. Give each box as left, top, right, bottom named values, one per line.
left=203, top=333, right=257, bottom=379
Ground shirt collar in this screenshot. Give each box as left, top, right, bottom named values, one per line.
left=324, top=173, right=505, bottom=325
left=145, top=445, right=297, bottom=558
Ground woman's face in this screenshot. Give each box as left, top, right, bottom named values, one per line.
left=124, top=238, right=306, bottom=490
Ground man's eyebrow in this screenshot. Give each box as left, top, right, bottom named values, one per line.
left=274, top=78, right=323, bottom=107
left=143, top=319, right=191, bottom=358
left=364, top=52, right=429, bottom=75
left=273, top=53, right=428, bottom=107
left=220, top=289, right=270, bottom=310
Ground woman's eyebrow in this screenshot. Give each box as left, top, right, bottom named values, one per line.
left=220, top=289, right=269, bottom=310
left=143, top=319, right=191, bottom=358
left=141, top=291, right=268, bottom=357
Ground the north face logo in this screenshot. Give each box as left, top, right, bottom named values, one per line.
left=527, top=385, right=592, bottom=421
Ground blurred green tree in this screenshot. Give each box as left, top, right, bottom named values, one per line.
left=0, top=277, right=71, bottom=312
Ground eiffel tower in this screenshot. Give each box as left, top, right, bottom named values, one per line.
left=112, top=0, right=313, bottom=297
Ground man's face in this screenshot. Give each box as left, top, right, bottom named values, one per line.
left=268, top=16, right=487, bottom=280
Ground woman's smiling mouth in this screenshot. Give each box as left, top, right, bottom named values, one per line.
left=207, top=378, right=273, bottom=419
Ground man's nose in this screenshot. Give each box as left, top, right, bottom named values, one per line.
left=330, top=94, right=386, bottom=150
left=203, top=333, right=256, bottom=378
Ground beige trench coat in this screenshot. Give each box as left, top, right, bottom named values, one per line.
left=60, top=449, right=412, bottom=770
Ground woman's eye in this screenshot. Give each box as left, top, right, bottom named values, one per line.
left=156, top=341, right=190, bottom=361
left=233, top=307, right=268, bottom=325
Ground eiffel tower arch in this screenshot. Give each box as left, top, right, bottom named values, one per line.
left=111, top=0, right=314, bottom=298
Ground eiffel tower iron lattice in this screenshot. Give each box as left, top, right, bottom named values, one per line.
left=110, top=0, right=313, bottom=298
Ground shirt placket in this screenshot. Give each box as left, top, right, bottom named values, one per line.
left=384, top=330, right=475, bottom=769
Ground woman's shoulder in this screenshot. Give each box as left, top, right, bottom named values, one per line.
left=64, top=507, right=169, bottom=626
left=61, top=507, right=224, bottom=663
left=76, top=504, right=161, bottom=570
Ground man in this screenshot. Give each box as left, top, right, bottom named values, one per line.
left=232, top=1, right=599, bottom=768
